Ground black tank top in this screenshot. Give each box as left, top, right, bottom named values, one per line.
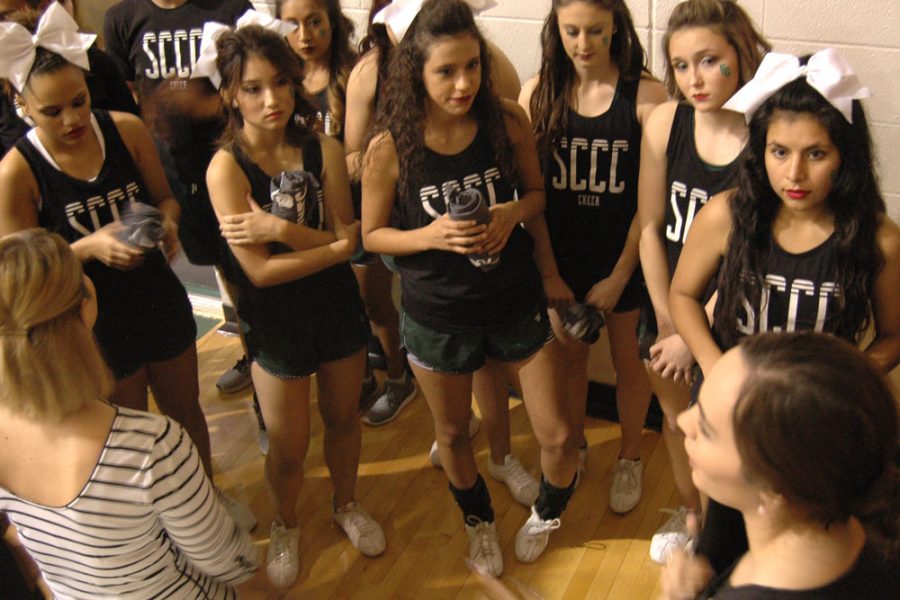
left=714, top=232, right=843, bottom=349
left=307, top=87, right=340, bottom=140
left=664, top=103, right=741, bottom=276
left=16, top=111, right=171, bottom=282
left=225, top=137, right=360, bottom=323
left=394, top=126, right=543, bottom=332
left=544, top=77, right=642, bottom=296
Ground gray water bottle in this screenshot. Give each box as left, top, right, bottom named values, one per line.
left=446, top=186, right=500, bottom=271
left=116, top=202, right=166, bottom=251
left=270, top=170, right=319, bottom=224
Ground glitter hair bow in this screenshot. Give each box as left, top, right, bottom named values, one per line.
left=190, top=9, right=297, bottom=89
left=723, top=48, right=871, bottom=123
left=0, top=2, right=96, bottom=92
left=372, top=0, right=497, bottom=43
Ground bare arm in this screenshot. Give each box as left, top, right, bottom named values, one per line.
left=206, top=149, right=356, bottom=288
left=638, top=101, right=679, bottom=331
left=863, top=217, right=900, bottom=373
left=669, top=192, right=732, bottom=375
left=344, top=51, right=379, bottom=180
left=115, top=112, right=182, bottom=262
left=361, top=132, right=485, bottom=256
left=486, top=40, right=522, bottom=101
left=517, top=75, right=539, bottom=124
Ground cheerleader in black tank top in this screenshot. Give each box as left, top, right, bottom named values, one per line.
left=520, top=0, right=666, bottom=521
left=202, top=25, right=385, bottom=589
left=669, top=50, right=900, bottom=580
left=0, top=7, right=221, bottom=479
left=637, top=0, right=770, bottom=564
left=362, top=0, right=578, bottom=575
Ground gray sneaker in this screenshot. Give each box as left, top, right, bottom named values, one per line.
left=362, top=374, right=417, bottom=426
left=217, top=356, right=252, bottom=393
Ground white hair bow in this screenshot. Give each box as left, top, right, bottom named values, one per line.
left=190, top=9, right=297, bottom=89
left=0, top=3, right=96, bottom=92
left=373, top=0, right=497, bottom=43
left=723, top=48, right=871, bottom=123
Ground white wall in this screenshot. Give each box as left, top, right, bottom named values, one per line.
left=253, top=1, right=899, bottom=384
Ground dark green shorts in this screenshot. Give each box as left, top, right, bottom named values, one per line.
left=400, top=309, right=554, bottom=375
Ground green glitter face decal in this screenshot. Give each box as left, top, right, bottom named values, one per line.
left=602, top=35, right=611, bottom=47
left=830, top=170, right=838, bottom=182
left=318, top=28, right=327, bottom=38
left=720, top=64, right=732, bottom=77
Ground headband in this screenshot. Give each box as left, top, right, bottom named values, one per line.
left=190, top=9, right=297, bottom=89
left=0, top=3, right=96, bottom=93
left=723, top=48, right=871, bottom=124
left=372, top=0, right=497, bottom=43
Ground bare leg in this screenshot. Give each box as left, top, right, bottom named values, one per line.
left=472, top=363, right=511, bottom=464
left=252, top=363, right=312, bottom=528
left=606, top=310, right=653, bottom=461
left=109, top=368, right=150, bottom=411
left=316, top=349, right=367, bottom=508
left=548, top=309, right=590, bottom=452
left=411, top=363, right=477, bottom=489
left=146, top=345, right=212, bottom=477
left=501, top=341, right=577, bottom=488
left=647, top=368, right=701, bottom=511
left=352, top=261, right=404, bottom=379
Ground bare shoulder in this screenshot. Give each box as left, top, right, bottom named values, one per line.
left=0, top=147, right=34, bottom=184
left=876, top=215, right=900, bottom=258
left=486, top=40, right=521, bottom=100
left=500, top=98, right=531, bottom=144
left=643, top=99, right=680, bottom=152
left=703, top=190, right=736, bottom=228
left=635, top=76, right=668, bottom=124
left=109, top=110, right=147, bottom=138
left=348, top=50, right=379, bottom=92
left=364, top=130, right=398, bottom=167
left=518, top=74, right=540, bottom=109
left=207, top=148, right=242, bottom=185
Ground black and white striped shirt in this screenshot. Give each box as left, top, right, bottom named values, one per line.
left=0, top=407, right=258, bottom=599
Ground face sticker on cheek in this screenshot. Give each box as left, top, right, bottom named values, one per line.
left=830, top=170, right=838, bottom=182
left=318, top=27, right=327, bottom=38
left=720, top=64, right=732, bottom=77
left=602, top=36, right=611, bottom=47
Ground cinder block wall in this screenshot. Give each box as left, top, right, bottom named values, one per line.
left=253, top=1, right=900, bottom=384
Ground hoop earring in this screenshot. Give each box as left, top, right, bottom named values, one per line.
left=231, top=99, right=239, bottom=109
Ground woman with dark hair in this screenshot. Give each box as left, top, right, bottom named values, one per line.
left=202, top=23, right=385, bottom=589
left=519, top=0, right=665, bottom=518
left=638, top=0, right=770, bottom=563
left=362, top=0, right=578, bottom=575
left=276, top=0, right=356, bottom=139
left=661, top=332, right=899, bottom=599
left=669, top=48, right=900, bottom=580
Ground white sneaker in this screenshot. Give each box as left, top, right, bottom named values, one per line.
left=487, top=454, right=539, bottom=507
left=465, top=517, right=503, bottom=577
left=267, top=518, right=300, bottom=588
left=333, top=502, right=386, bottom=557
left=650, top=507, right=694, bottom=564
left=514, top=506, right=561, bottom=563
left=428, top=414, right=482, bottom=468
left=216, top=487, right=257, bottom=532
left=609, top=457, right=642, bottom=514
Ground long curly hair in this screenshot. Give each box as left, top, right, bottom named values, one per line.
left=215, top=25, right=317, bottom=154
left=529, top=0, right=648, bottom=160
left=714, top=74, right=886, bottom=348
left=366, top=0, right=516, bottom=202
left=276, top=0, right=358, bottom=136
left=662, top=0, right=769, bottom=100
